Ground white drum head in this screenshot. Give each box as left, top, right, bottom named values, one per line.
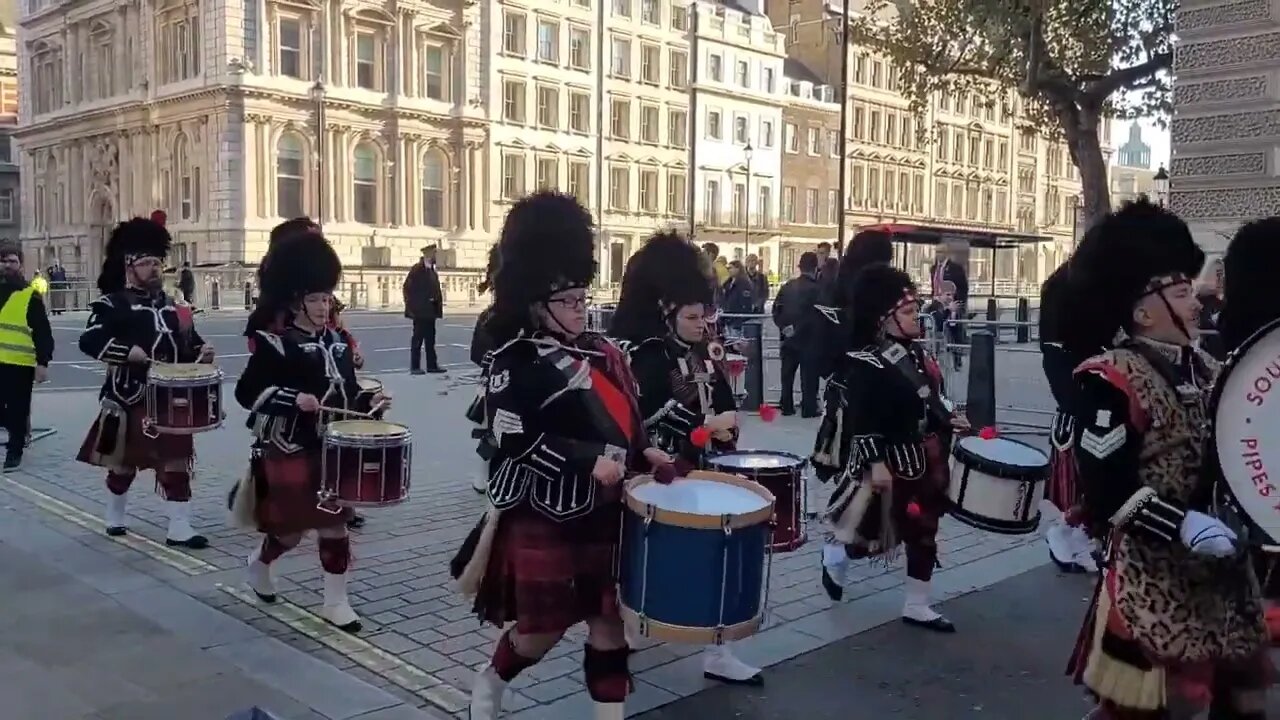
left=712, top=451, right=801, bottom=470
left=628, top=478, right=770, bottom=515
left=1214, top=323, right=1280, bottom=541
left=956, top=436, right=1047, bottom=468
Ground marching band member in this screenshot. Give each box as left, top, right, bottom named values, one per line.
left=246, top=218, right=367, bottom=529
left=450, top=192, right=671, bottom=720
left=819, top=263, right=968, bottom=630
left=609, top=232, right=762, bottom=687
left=1064, top=200, right=1269, bottom=718
left=234, top=231, right=388, bottom=632
left=465, top=246, right=500, bottom=495
left=1039, top=263, right=1100, bottom=573
left=78, top=218, right=214, bottom=548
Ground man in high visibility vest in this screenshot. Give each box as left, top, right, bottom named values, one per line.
left=0, top=244, right=54, bottom=469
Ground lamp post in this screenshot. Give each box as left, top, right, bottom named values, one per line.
left=310, top=80, right=327, bottom=227
left=1152, top=165, right=1169, bottom=208
left=742, top=142, right=753, bottom=260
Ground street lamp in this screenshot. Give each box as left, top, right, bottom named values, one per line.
left=310, top=80, right=327, bottom=227
left=1152, top=165, right=1169, bottom=207
left=742, top=142, right=753, bottom=261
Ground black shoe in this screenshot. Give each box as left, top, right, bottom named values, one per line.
left=410, top=368, right=426, bottom=376
left=780, top=407, right=796, bottom=417
left=703, top=670, right=765, bottom=687
left=105, top=526, right=127, bottom=537
left=3, top=450, right=21, bottom=470
left=821, top=566, right=843, bottom=601
left=426, top=367, right=447, bottom=374
left=166, top=534, right=209, bottom=549
left=347, top=513, right=366, bottom=529
left=902, top=615, right=956, bottom=633
left=801, top=411, right=821, bottom=419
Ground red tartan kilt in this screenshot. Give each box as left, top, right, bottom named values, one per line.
left=474, top=499, right=623, bottom=634
left=1046, top=445, right=1079, bottom=514
left=849, top=434, right=949, bottom=558
left=255, top=451, right=347, bottom=536
left=77, top=403, right=194, bottom=471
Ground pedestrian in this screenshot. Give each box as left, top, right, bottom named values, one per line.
left=1196, top=256, right=1225, bottom=360
left=743, top=254, right=769, bottom=313
left=0, top=243, right=53, bottom=469
left=1064, top=200, right=1268, bottom=718
left=815, top=241, right=832, bottom=266
left=404, top=244, right=444, bottom=374
left=47, top=261, right=66, bottom=315
left=178, top=261, right=196, bottom=308
left=772, top=252, right=822, bottom=417
left=720, top=260, right=755, bottom=332
left=450, top=192, right=672, bottom=720
left=930, top=245, right=968, bottom=370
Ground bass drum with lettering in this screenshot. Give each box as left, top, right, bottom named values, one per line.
left=1210, top=316, right=1280, bottom=592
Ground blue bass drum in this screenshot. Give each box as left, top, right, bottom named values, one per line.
left=619, top=470, right=775, bottom=645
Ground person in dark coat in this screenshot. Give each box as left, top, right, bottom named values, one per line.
left=720, top=260, right=755, bottom=332
left=744, top=254, right=769, bottom=313
left=178, top=261, right=196, bottom=307
left=1196, top=256, right=1226, bottom=360
left=466, top=246, right=501, bottom=495
left=772, top=252, right=823, bottom=417
left=404, top=244, right=444, bottom=374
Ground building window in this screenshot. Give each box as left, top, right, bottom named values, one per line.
left=668, top=109, right=687, bottom=148
left=91, top=21, right=115, bottom=99
left=807, top=127, right=819, bottom=155
left=669, top=50, right=688, bottom=89
left=612, top=0, right=631, bottom=17
left=278, top=17, right=304, bottom=79
left=805, top=188, right=818, bottom=223
left=0, top=137, right=11, bottom=164
left=503, top=12, right=526, bottom=55
left=708, top=54, right=722, bottom=82
left=537, top=86, right=559, bottom=128
left=157, top=2, right=200, bottom=85
left=536, top=20, right=559, bottom=63
left=784, top=122, right=798, bottom=153
left=611, top=98, right=631, bottom=139
left=422, top=150, right=446, bottom=228
left=671, top=3, right=688, bottom=30
left=760, top=119, right=774, bottom=148
left=782, top=186, right=795, bottom=223
left=732, top=183, right=746, bottom=225
left=609, top=165, right=630, bottom=210
left=639, top=169, right=658, bottom=212
left=667, top=172, right=686, bottom=215
left=735, top=60, right=749, bottom=87
left=536, top=157, right=558, bottom=190
left=502, top=152, right=526, bottom=200
left=570, top=27, right=591, bottom=70
left=0, top=190, right=14, bottom=222
left=827, top=190, right=839, bottom=224
left=503, top=80, right=526, bottom=123
left=568, top=160, right=590, bottom=203
left=641, top=0, right=660, bottom=24
left=610, top=37, right=631, bottom=77
left=355, top=32, right=382, bottom=90
left=569, top=91, right=591, bottom=132
left=640, top=105, right=659, bottom=143
left=758, top=185, right=771, bottom=225
left=174, top=134, right=198, bottom=221
left=353, top=142, right=379, bottom=224
left=706, top=110, right=722, bottom=140
left=276, top=133, right=305, bottom=219
left=641, top=44, right=660, bottom=84
left=704, top=179, right=720, bottom=224
left=734, top=115, right=748, bottom=144
left=423, top=44, right=447, bottom=100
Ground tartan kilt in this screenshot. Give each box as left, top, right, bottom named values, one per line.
left=847, top=433, right=949, bottom=560
left=77, top=402, right=194, bottom=472
left=253, top=450, right=347, bottom=536
left=1046, top=444, right=1079, bottom=514
left=473, top=496, right=624, bottom=634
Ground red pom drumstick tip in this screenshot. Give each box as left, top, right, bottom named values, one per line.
left=689, top=426, right=711, bottom=448
left=978, top=426, right=999, bottom=440
left=758, top=404, right=778, bottom=423
left=906, top=501, right=923, bottom=519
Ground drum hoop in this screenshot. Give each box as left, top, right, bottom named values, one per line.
left=618, top=605, right=762, bottom=645
left=706, top=448, right=807, bottom=467
left=623, top=470, right=775, bottom=530
left=952, top=436, right=1049, bottom=482
left=1208, top=317, right=1280, bottom=547
left=148, top=365, right=224, bottom=385
left=326, top=420, right=411, bottom=445
left=356, top=378, right=383, bottom=391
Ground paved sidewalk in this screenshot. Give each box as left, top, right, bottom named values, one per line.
left=2, top=348, right=1060, bottom=717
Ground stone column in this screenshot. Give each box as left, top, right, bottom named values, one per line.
left=459, top=142, right=470, bottom=232
left=1169, top=1, right=1280, bottom=255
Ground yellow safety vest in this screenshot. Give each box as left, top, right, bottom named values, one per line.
left=0, top=287, right=37, bottom=367
left=30, top=276, right=47, bottom=295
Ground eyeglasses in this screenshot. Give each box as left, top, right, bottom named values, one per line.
left=547, top=294, right=591, bottom=310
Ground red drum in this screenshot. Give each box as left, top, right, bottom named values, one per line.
left=707, top=450, right=807, bottom=551
left=144, top=363, right=224, bottom=435
left=354, top=376, right=383, bottom=414
left=723, top=353, right=748, bottom=401
left=320, top=420, right=412, bottom=508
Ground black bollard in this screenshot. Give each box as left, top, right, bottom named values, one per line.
left=964, top=330, right=997, bottom=429
left=742, top=319, right=763, bottom=412
left=243, top=282, right=253, bottom=310
left=210, top=279, right=220, bottom=310
left=985, top=297, right=999, bottom=344
left=1015, top=297, right=1030, bottom=343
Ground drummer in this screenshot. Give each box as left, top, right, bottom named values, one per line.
left=464, top=245, right=500, bottom=495
left=1063, top=200, right=1269, bottom=718
left=817, top=263, right=968, bottom=632
left=449, top=192, right=672, bottom=720
left=245, top=217, right=367, bottom=530
left=234, top=230, right=391, bottom=633
left=609, top=231, right=762, bottom=686
left=77, top=218, right=215, bottom=549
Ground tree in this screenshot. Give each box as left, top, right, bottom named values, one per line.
left=849, top=0, right=1172, bottom=225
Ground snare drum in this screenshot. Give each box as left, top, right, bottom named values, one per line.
left=619, top=471, right=774, bottom=645
left=145, top=363, right=224, bottom=434
left=354, top=376, right=383, bottom=414
left=320, top=420, right=412, bottom=508
left=707, top=450, right=807, bottom=551
left=948, top=436, right=1049, bottom=535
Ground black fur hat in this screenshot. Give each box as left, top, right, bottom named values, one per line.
left=97, top=218, right=173, bottom=293
left=829, top=228, right=894, bottom=307
left=609, top=231, right=712, bottom=343
left=847, top=263, right=918, bottom=347
left=487, top=191, right=597, bottom=343
left=257, top=231, right=341, bottom=308
left=1038, top=262, right=1071, bottom=346
left=1220, top=217, right=1280, bottom=354
left=478, top=245, right=501, bottom=295
left=1062, top=199, right=1204, bottom=355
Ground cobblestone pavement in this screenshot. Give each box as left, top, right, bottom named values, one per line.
left=4, top=340, right=1058, bottom=718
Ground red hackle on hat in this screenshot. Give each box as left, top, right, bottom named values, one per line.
left=150, top=209, right=167, bottom=227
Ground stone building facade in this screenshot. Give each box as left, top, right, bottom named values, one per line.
left=1170, top=0, right=1280, bottom=256
left=778, top=58, right=839, bottom=274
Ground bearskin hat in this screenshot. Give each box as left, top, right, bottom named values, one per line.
left=828, top=228, right=894, bottom=308
left=486, top=191, right=596, bottom=343
left=1220, top=217, right=1280, bottom=354
left=478, top=245, right=501, bottom=295
left=609, top=231, right=712, bottom=343
left=847, top=263, right=918, bottom=347
left=97, top=218, right=173, bottom=293
left=257, top=231, right=341, bottom=307
left=1062, top=199, right=1204, bottom=356
left=1038, top=262, right=1071, bottom=346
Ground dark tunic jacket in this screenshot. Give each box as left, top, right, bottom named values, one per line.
left=628, top=335, right=737, bottom=463
left=79, top=288, right=205, bottom=407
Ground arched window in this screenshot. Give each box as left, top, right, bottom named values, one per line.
left=422, top=150, right=445, bottom=228
left=353, top=142, right=378, bottom=224
left=276, top=133, right=305, bottom=219
left=174, top=134, right=197, bottom=220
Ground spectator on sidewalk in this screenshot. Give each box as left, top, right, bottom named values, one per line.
left=0, top=243, right=53, bottom=469
left=772, top=252, right=822, bottom=417
left=744, top=254, right=769, bottom=313
left=47, top=261, right=66, bottom=315
left=404, top=244, right=444, bottom=374
left=1196, top=256, right=1225, bottom=360
left=720, top=260, right=756, bottom=332
left=178, top=261, right=196, bottom=307
left=930, top=245, right=968, bottom=370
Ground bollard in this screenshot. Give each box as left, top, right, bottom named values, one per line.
left=210, top=279, right=221, bottom=310
left=243, top=281, right=253, bottom=310
left=964, top=330, right=997, bottom=429
left=1015, top=297, right=1030, bottom=343
left=741, top=319, right=763, bottom=412
left=985, top=297, right=999, bottom=344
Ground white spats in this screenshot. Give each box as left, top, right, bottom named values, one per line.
left=320, top=572, right=361, bottom=632
left=246, top=547, right=276, bottom=602
left=1069, top=527, right=1101, bottom=573
left=820, top=543, right=849, bottom=601
left=1046, top=523, right=1076, bottom=568
left=104, top=492, right=128, bottom=534
left=592, top=702, right=625, bottom=720
left=903, top=577, right=942, bottom=622
left=165, top=500, right=196, bottom=542
left=702, top=643, right=763, bottom=685
left=469, top=665, right=507, bottom=720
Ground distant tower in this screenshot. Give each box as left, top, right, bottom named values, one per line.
left=1116, top=123, right=1151, bottom=170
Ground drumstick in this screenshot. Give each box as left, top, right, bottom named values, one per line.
left=319, top=405, right=375, bottom=419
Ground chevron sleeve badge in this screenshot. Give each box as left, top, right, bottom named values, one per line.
left=1079, top=410, right=1127, bottom=460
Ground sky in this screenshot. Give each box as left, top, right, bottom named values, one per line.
left=1111, top=117, right=1170, bottom=170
